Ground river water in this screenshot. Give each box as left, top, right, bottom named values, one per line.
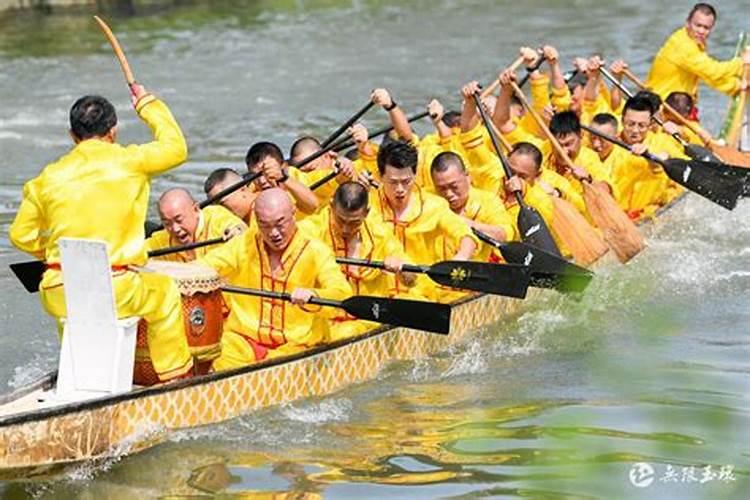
left=0, top=0, right=748, bottom=498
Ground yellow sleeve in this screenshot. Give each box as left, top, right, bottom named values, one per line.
left=541, top=170, right=586, bottom=214
left=551, top=85, right=572, bottom=111
left=9, top=176, right=47, bottom=259
left=479, top=193, right=517, bottom=242
left=459, top=124, right=504, bottom=193
left=503, top=123, right=545, bottom=149
left=674, top=47, right=742, bottom=96
left=125, top=97, right=189, bottom=176
left=198, top=231, right=247, bottom=281
left=437, top=201, right=480, bottom=248
left=144, top=229, right=171, bottom=254
left=296, top=210, right=326, bottom=240
left=312, top=242, right=353, bottom=301
left=523, top=74, right=551, bottom=137
left=205, top=205, right=247, bottom=235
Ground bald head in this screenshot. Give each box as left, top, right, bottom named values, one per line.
left=254, top=188, right=296, bottom=252
left=158, top=188, right=200, bottom=244
left=204, top=169, right=253, bottom=221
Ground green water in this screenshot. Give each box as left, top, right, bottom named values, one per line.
left=0, top=1, right=748, bottom=498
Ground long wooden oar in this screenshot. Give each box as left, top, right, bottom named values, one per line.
left=93, top=16, right=135, bottom=88
left=621, top=68, right=750, bottom=169
left=471, top=92, right=562, bottom=257
left=480, top=56, right=526, bottom=98
left=11, top=236, right=228, bottom=294
left=221, top=285, right=451, bottom=334
left=510, top=82, right=643, bottom=263
left=599, top=67, right=719, bottom=162
left=582, top=124, right=744, bottom=210
left=331, top=110, right=431, bottom=152
left=336, top=257, right=531, bottom=299
left=472, top=229, right=594, bottom=293
left=320, top=101, right=376, bottom=149
left=726, top=64, right=750, bottom=148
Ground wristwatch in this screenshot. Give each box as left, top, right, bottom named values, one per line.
left=384, top=100, right=398, bottom=111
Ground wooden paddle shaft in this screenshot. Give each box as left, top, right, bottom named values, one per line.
left=93, top=16, right=135, bottom=86
left=481, top=56, right=525, bottom=98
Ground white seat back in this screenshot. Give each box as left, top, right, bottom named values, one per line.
left=55, top=238, right=137, bottom=398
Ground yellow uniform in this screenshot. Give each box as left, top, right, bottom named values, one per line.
left=145, top=205, right=246, bottom=262
left=458, top=124, right=504, bottom=193
left=542, top=144, right=618, bottom=205
left=646, top=27, right=743, bottom=101
left=9, top=95, right=193, bottom=381
left=299, top=206, right=414, bottom=340
left=598, top=146, right=632, bottom=208
left=539, top=168, right=586, bottom=214
left=199, top=229, right=352, bottom=369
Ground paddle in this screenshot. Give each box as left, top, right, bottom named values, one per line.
left=331, top=110, right=431, bottom=152
left=480, top=55, right=526, bottom=99
left=320, top=101, right=376, bottom=149
left=11, top=236, right=229, bottom=294
left=471, top=92, right=563, bottom=257
left=582, top=124, right=744, bottom=210
left=599, top=67, right=719, bottom=162
left=472, top=228, right=594, bottom=293
left=221, top=285, right=451, bottom=335
left=93, top=16, right=135, bottom=89
left=510, top=81, right=644, bottom=263
left=336, top=257, right=531, bottom=299
left=621, top=68, right=750, bottom=169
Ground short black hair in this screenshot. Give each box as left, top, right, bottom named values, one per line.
left=376, top=140, right=418, bottom=176
left=549, top=111, right=581, bottom=137
left=591, top=113, right=619, bottom=129
left=442, top=111, right=462, bottom=128
left=688, top=3, right=716, bottom=21
left=634, top=90, right=662, bottom=114
left=204, top=167, right=239, bottom=195
left=289, top=135, right=320, bottom=160
left=623, top=95, right=656, bottom=117
left=510, top=142, right=543, bottom=171
left=69, top=95, right=117, bottom=140
left=430, top=151, right=466, bottom=175
left=344, top=148, right=359, bottom=161
left=510, top=95, right=523, bottom=108
left=245, top=141, right=284, bottom=169
left=665, top=92, right=694, bottom=118
left=333, top=181, right=369, bottom=212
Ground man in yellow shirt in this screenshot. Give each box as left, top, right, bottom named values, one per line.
left=204, top=168, right=257, bottom=226
left=199, top=188, right=352, bottom=369
left=145, top=188, right=246, bottom=262
left=9, top=86, right=194, bottom=382
left=502, top=143, right=556, bottom=238
left=646, top=3, right=749, bottom=102
left=299, top=182, right=417, bottom=340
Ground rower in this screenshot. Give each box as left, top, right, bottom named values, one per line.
left=204, top=168, right=257, bottom=226
left=369, top=140, right=479, bottom=299
left=298, top=182, right=418, bottom=340
left=9, top=86, right=194, bottom=383
left=145, top=188, right=246, bottom=262
left=199, top=188, right=352, bottom=369
left=245, top=141, right=319, bottom=215
left=646, top=2, right=749, bottom=103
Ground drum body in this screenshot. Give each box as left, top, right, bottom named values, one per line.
left=133, top=260, right=225, bottom=385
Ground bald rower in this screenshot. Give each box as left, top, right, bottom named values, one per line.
left=146, top=187, right=246, bottom=262
left=204, top=168, right=257, bottom=225
left=199, top=188, right=351, bottom=369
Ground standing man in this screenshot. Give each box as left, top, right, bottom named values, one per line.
left=10, top=85, right=194, bottom=382
left=646, top=3, right=749, bottom=103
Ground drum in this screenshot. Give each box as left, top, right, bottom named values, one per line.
left=134, top=260, right=226, bottom=385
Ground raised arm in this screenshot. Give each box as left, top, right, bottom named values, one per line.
left=371, top=88, right=414, bottom=142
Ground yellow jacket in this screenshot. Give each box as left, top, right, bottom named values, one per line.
left=10, top=96, right=187, bottom=289
left=199, top=229, right=352, bottom=351
left=458, top=124, right=505, bottom=194
left=145, top=205, right=246, bottom=262
left=646, top=27, right=743, bottom=100
left=542, top=144, right=618, bottom=202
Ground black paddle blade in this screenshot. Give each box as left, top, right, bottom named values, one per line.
left=699, top=160, right=750, bottom=197
left=10, top=260, right=45, bottom=293
left=516, top=204, right=562, bottom=257
left=340, top=296, right=451, bottom=335
left=661, top=158, right=743, bottom=210
left=426, top=261, right=530, bottom=299
left=684, top=143, right=722, bottom=163
left=496, top=241, right=594, bottom=293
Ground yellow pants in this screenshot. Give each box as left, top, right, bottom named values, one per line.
left=41, top=270, right=193, bottom=381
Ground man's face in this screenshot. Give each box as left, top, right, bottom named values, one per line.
left=332, top=205, right=369, bottom=241
left=255, top=203, right=296, bottom=252
left=208, top=181, right=253, bottom=221
left=381, top=165, right=415, bottom=207
left=160, top=201, right=200, bottom=245
left=431, top=165, right=470, bottom=213
left=622, top=109, right=652, bottom=144
left=589, top=122, right=617, bottom=159
left=570, top=84, right=584, bottom=112
left=248, top=155, right=282, bottom=191
left=508, top=152, right=539, bottom=182
left=555, top=132, right=582, bottom=161
left=292, top=144, right=332, bottom=173
left=686, top=10, right=715, bottom=46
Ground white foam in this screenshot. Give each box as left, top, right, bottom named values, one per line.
left=281, top=398, right=353, bottom=424
left=441, top=341, right=488, bottom=378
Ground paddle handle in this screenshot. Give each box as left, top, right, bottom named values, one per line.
left=221, top=285, right=343, bottom=309
left=481, top=56, right=525, bottom=98
left=517, top=51, right=547, bottom=87
left=290, top=130, right=352, bottom=168
left=147, top=236, right=224, bottom=258
left=582, top=124, right=664, bottom=166
left=199, top=171, right=261, bottom=209
left=336, top=257, right=428, bottom=274
left=308, top=170, right=338, bottom=191
left=472, top=93, right=524, bottom=207
left=332, top=110, right=431, bottom=152
left=93, top=16, right=136, bottom=87
left=320, top=101, right=375, bottom=149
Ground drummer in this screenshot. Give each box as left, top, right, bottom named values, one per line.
left=146, top=188, right=246, bottom=262
left=199, top=188, right=352, bottom=369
